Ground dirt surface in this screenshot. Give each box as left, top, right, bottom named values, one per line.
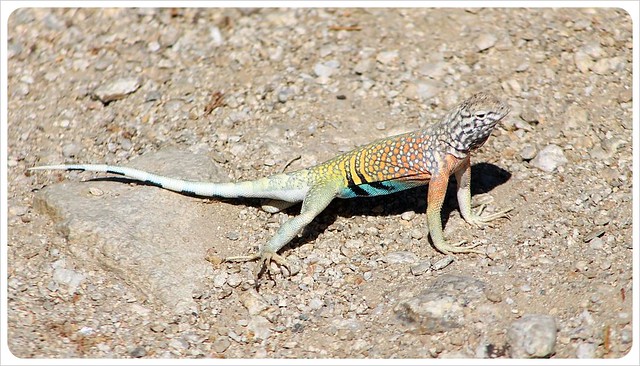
left=6, top=7, right=635, bottom=360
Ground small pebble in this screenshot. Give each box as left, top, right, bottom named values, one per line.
left=227, top=273, right=242, bottom=287
left=9, top=205, right=28, bottom=217
left=213, top=272, right=228, bottom=288
left=574, top=51, right=593, bottom=73
left=212, top=337, right=231, bottom=353
left=589, top=237, right=604, bottom=250
left=418, top=61, right=447, bottom=78
left=404, top=81, right=441, bottom=100
left=150, top=323, right=166, bottom=333
left=591, top=58, right=612, bottom=75
left=92, top=76, right=141, bottom=103
left=354, top=58, right=372, bottom=74
left=575, top=260, right=588, bottom=272
left=314, top=61, right=338, bottom=78
left=210, top=26, right=223, bottom=46
left=583, top=228, right=605, bottom=242
left=400, top=211, right=416, bottom=221
left=530, top=144, right=568, bottom=172
left=507, top=314, right=557, bottom=358
left=410, top=229, right=424, bottom=240
left=410, top=260, right=431, bottom=276
left=520, top=144, right=537, bottom=161
left=145, top=90, right=162, bottom=102
left=519, top=107, right=540, bottom=123
left=147, top=41, right=161, bottom=52
left=376, top=50, right=398, bottom=64
left=475, top=33, right=497, bottom=51
left=14, top=83, right=29, bottom=96
left=581, top=42, right=604, bottom=58
left=381, top=251, right=418, bottom=264
left=277, top=87, right=296, bottom=103
left=432, top=256, right=455, bottom=270
left=62, top=143, right=81, bottom=158
left=617, top=89, right=632, bottom=103
left=576, top=342, right=596, bottom=358
left=308, top=297, right=324, bottom=310
left=169, top=337, right=189, bottom=350
left=88, top=187, right=104, bottom=196
left=129, top=346, right=147, bottom=358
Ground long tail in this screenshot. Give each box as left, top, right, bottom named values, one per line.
left=29, top=164, right=310, bottom=202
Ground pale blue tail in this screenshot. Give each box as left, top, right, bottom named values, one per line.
left=30, top=164, right=313, bottom=202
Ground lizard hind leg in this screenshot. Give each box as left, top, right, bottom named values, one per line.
left=224, top=184, right=338, bottom=279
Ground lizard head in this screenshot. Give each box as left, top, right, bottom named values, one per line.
left=444, top=92, right=510, bottom=155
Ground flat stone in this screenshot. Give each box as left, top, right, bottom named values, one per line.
left=394, top=275, right=492, bottom=334
left=507, top=314, right=557, bottom=358
left=33, top=148, right=234, bottom=314
left=92, top=76, right=141, bottom=104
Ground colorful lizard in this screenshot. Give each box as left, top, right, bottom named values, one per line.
left=31, top=92, right=512, bottom=277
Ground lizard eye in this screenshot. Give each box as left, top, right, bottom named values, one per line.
left=474, top=111, right=487, bottom=119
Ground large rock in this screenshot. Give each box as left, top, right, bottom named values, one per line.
left=33, top=148, right=243, bottom=314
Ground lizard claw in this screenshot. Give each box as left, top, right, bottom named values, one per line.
left=467, top=206, right=514, bottom=227
left=434, top=240, right=486, bottom=256
left=223, top=250, right=293, bottom=280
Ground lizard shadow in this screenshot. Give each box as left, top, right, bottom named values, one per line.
left=88, top=162, right=511, bottom=253
left=285, top=162, right=512, bottom=253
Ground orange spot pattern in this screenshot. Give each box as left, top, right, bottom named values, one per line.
left=311, top=129, right=443, bottom=186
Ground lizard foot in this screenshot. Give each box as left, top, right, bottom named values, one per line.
left=224, top=250, right=292, bottom=279
left=434, top=240, right=486, bottom=256
left=467, top=205, right=514, bottom=227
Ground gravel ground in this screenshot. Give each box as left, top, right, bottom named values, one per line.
left=6, top=7, right=635, bottom=360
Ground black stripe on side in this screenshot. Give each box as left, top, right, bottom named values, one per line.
left=344, top=161, right=370, bottom=197
left=368, top=181, right=395, bottom=191
left=355, top=169, right=370, bottom=186
left=344, top=160, right=355, bottom=187
left=106, top=169, right=126, bottom=176
left=68, top=168, right=87, bottom=172
left=347, top=185, right=370, bottom=197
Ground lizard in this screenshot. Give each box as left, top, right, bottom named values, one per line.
left=30, top=92, right=512, bottom=277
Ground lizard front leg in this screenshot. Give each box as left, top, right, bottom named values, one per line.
left=426, top=167, right=484, bottom=255
left=225, top=184, right=338, bottom=278
left=454, top=156, right=513, bottom=226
